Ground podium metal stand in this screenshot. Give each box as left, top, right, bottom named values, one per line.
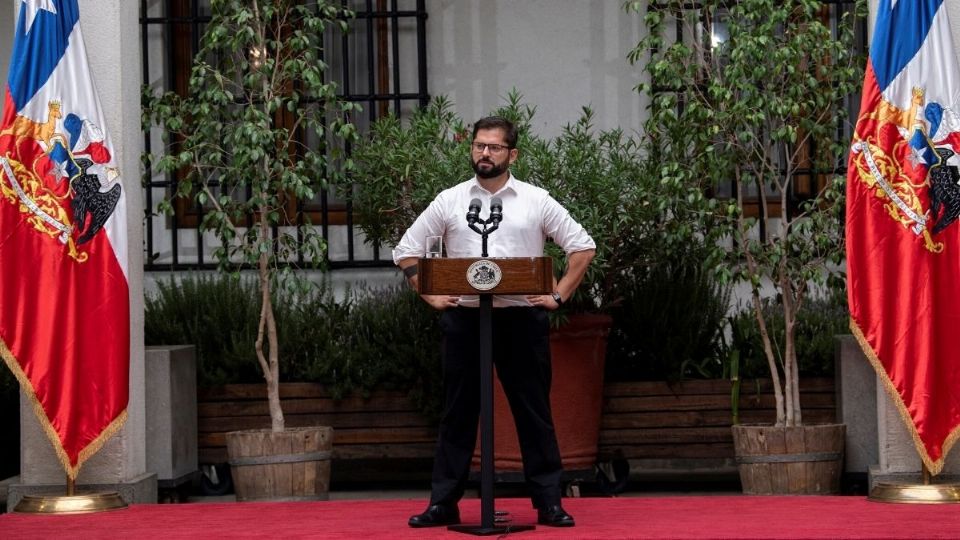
left=419, top=256, right=552, bottom=535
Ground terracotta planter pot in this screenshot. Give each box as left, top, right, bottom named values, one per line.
left=732, top=423, right=845, bottom=494
left=226, top=426, right=333, bottom=501
left=473, top=313, right=612, bottom=472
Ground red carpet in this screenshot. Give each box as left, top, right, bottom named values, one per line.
left=1, top=496, right=958, bottom=539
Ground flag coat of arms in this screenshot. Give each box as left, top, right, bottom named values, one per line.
left=0, top=0, right=129, bottom=478
left=847, top=0, right=960, bottom=474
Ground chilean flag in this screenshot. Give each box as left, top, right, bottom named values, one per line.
left=847, top=0, right=960, bottom=474
left=0, top=0, right=129, bottom=478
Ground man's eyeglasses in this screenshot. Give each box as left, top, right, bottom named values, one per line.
left=471, top=142, right=510, bottom=154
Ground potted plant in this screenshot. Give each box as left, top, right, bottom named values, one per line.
left=142, top=0, right=358, bottom=501
left=630, top=0, right=865, bottom=493
left=347, top=91, right=707, bottom=479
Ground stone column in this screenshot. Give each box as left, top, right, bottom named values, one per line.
left=8, top=0, right=152, bottom=507
left=835, top=336, right=878, bottom=487
left=872, top=376, right=960, bottom=487
left=145, top=345, right=198, bottom=495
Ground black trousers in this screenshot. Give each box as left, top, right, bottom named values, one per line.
left=428, top=306, right=563, bottom=510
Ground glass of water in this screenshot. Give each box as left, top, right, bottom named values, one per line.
left=425, top=235, right=443, bottom=258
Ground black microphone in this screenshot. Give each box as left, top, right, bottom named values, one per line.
left=466, top=198, right=482, bottom=224
left=489, top=197, right=503, bottom=225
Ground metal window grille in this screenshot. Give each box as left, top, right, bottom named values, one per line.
left=140, top=0, right=429, bottom=271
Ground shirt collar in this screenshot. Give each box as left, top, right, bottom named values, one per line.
left=470, top=173, right=518, bottom=197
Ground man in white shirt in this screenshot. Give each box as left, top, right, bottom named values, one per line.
left=395, top=117, right=595, bottom=528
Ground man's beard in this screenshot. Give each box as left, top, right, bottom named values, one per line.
left=472, top=157, right=508, bottom=179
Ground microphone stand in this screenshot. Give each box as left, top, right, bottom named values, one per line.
left=450, top=206, right=534, bottom=536
left=467, top=214, right=500, bottom=258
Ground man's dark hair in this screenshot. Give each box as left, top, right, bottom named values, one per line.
left=472, top=116, right=518, bottom=149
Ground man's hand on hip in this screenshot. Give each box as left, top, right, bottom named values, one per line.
left=526, top=294, right=561, bottom=310
left=422, top=295, right=460, bottom=310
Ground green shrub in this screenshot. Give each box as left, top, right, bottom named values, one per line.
left=725, top=289, right=849, bottom=379
left=145, top=274, right=264, bottom=386
left=338, top=285, right=443, bottom=418
left=347, top=96, right=471, bottom=248
left=144, top=275, right=443, bottom=417
left=605, top=250, right=732, bottom=382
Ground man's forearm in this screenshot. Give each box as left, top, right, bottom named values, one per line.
left=556, top=249, right=595, bottom=301
left=398, top=257, right=462, bottom=310
left=398, top=258, right=419, bottom=290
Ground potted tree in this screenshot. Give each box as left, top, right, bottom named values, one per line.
left=630, top=0, right=865, bottom=493
left=142, top=0, right=358, bottom=501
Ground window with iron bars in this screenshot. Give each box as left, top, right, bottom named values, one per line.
left=648, top=0, right=866, bottom=239
left=141, top=0, right=429, bottom=271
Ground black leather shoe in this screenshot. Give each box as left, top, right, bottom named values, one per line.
left=408, top=504, right=461, bottom=527
left=537, top=505, right=575, bottom=527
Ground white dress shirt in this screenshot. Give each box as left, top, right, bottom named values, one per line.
left=393, top=174, right=596, bottom=307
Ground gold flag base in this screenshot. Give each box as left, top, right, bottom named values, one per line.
left=869, top=464, right=960, bottom=504
left=13, top=492, right=128, bottom=514
left=869, top=482, right=960, bottom=504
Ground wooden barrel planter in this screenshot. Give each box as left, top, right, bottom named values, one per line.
left=225, top=426, right=333, bottom=501
left=732, top=423, right=845, bottom=494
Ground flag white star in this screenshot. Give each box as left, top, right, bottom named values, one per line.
left=51, top=159, right=70, bottom=182
left=22, top=0, right=58, bottom=34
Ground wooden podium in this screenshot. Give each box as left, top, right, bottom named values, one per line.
left=418, top=256, right=553, bottom=535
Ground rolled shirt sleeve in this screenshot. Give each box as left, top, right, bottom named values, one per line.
left=541, top=195, right=596, bottom=254
left=392, top=196, right=447, bottom=265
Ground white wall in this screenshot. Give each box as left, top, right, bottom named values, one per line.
left=425, top=0, right=645, bottom=138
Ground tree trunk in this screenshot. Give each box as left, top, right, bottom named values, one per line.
left=780, top=270, right=796, bottom=427
left=737, top=167, right=786, bottom=427
left=254, top=201, right=284, bottom=432
left=752, top=290, right=785, bottom=426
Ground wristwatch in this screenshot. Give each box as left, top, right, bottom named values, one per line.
left=551, top=291, right=564, bottom=306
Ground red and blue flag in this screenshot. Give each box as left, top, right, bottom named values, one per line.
left=847, top=0, right=960, bottom=474
left=0, top=0, right=129, bottom=479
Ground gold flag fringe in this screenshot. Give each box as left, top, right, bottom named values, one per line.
left=1, top=338, right=127, bottom=480
left=850, top=318, right=960, bottom=476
